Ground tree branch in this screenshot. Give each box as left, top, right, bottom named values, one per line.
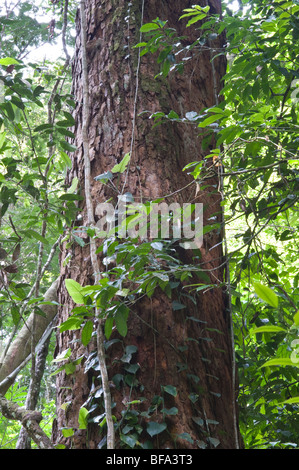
left=0, top=279, right=59, bottom=395
left=0, top=394, right=53, bottom=449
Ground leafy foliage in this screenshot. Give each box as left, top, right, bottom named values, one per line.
left=0, top=0, right=76, bottom=449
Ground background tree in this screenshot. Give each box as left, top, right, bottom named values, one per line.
left=0, top=0, right=76, bottom=448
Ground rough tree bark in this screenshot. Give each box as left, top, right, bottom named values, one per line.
left=52, top=0, right=242, bottom=449
left=16, top=335, right=51, bottom=449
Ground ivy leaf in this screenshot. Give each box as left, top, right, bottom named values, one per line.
left=94, top=170, right=113, bottom=183
left=146, top=421, right=167, bottom=437
left=78, top=407, right=89, bottom=429
left=120, top=434, right=138, bottom=448
left=162, top=407, right=178, bottom=415
left=162, top=385, right=177, bottom=397
left=176, top=432, right=194, bottom=444
left=62, top=428, right=74, bottom=438
left=206, top=437, right=220, bottom=448
left=172, top=301, right=186, bottom=311
left=111, top=152, right=130, bottom=174
left=192, top=416, right=204, bottom=427
left=253, top=282, right=279, bottom=308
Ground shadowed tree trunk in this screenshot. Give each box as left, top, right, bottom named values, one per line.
left=16, top=335, right=51, bottom=449
left=52, top=0, right=242, bottom=449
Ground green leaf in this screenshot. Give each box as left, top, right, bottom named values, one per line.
left=253, top=282, right=279, bottom=308
left=0, top=57, right=20, bottom=66
left=197, top=114, right=224, bottom=128
left=23, top=229, right=48, bottom=244
left=251, top=325, right=286, bottom=335
left=59, top=151, right=72, bottom=168
left=162, top=407, right=178, bottom=415
left=62, top=427, right=74, bottom=437
left=11, top=306, right=20, bottom=325
left=162, top=385, right=177, bottom=397
left=172, top=301, right=186, bottom=311
left=52, top=348, right=71, bottom=363
left=60, top=140, right=77, bottom=152
left=68, top=177, right=79, bottom=194
left=63, top=111, right=75, bottom=125
left=146, top=421, right=167, bottom=437
left=115, top=305, right=129, bottom=337
left=94, top=170, right=113, bottom=182
left=34, top=123, right=54, bottom=132
left=120, top=434, right=138, bottom=448
left=59, top=317, right=83, bottom=332
left=140, top=23, right=160, bottom=32
left=111, top=152, right=130, bottom=174
left=72, top=234, right=85, bottom=247
left=1, top=102, right=15, bottom=120
left=81, top=320, right=93, bottom=346
left=260, top=358, right=299, bottom=368
left=207, top=437, right=220, bottom=448
left=78, top=407, right=89, bottom=429
left=65, top=279, right=84, bottom=304
left=192, top=416, right=204, bottom=427
left=59, top=193, right=83, bottom=201
left=282, top=397, right=299, bottom=405
left=176, top=432, right=194, bottom=444
left=293, top=311, right=299, bottom=326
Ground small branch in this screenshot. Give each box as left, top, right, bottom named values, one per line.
left=0, top=279, right=59, bottom=395
left=8, top=215, right=22, bottom=240
left=61, top=0, right=71, bottom=63
left=0, top=315, right=57, bottom=395
left=0, top=394, right=53, bottom=449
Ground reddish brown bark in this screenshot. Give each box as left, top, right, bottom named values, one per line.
left=52, top=0, right=241, bottom=449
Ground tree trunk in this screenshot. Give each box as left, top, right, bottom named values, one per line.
left=16, top=335, right=51, bottom=449
left=52, top=0, right=241, bottom=449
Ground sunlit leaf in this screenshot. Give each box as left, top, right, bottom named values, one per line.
left=253, top=282, right=279, bottom=308
left=251, top=325, right=286, bottom=335
left=65, top=279, right=84, bottom=304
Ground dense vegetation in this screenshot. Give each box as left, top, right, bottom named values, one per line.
left=0, top=0, right=298, bottom=449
